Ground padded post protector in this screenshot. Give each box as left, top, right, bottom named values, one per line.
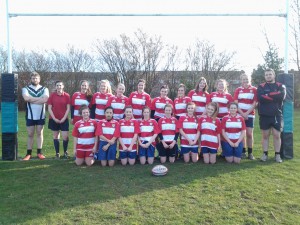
left=2, top=133, right=18, bottom=160
left=1, top=73, right=18, bottom=102
left=277, top=73, right=294, bottom=101
left=282, top=101, right=293, bottom=133
left=1, top=102, right=18, bottom=133
left=280, top=132, right=293, bottom=159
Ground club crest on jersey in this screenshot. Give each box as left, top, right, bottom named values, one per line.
left=142, top=96, right=145, bottom=99
left=238, top=119, right=240, bottom=122
left=106, top=96, right=108, bottom=99
left=172, top=120, right=175, bottom=124
left=112, top=124, right=115, bottom=127
left=166, top=101, right=169, bottom=104
left=102, top=123, right=105, bottom=126
left=150, top=122, right=152, bottom=125
left=183, top=100, right=186, bottom=103
left=131, top=123, right=133, bottom=126
left=250, top=90, right=253, bottom=93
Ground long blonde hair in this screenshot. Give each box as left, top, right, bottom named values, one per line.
left=99, top=79, right=112, bottom=94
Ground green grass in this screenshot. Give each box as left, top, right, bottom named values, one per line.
left=0, top=111, right=300, bottom=224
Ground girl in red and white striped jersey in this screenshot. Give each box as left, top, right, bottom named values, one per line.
left=72, top=105, right=98, bottom=166
left=210, top=79, right=233, bottom=120
left=174, top=84, right=192, bottom=119
left=128, top=79, right=151, bottom=120
left=199, top=102, right=221, bottom=164
left=151, top=85, right=174, bottom=121
left=178, top=102, right=200, bottom=163
left=71, top=80, right=93, bottom=125
left=95, top=106, right=120, bottom=167
left=188, top=77, right=210, bottom=117
left=119, top=106, right=140, bottom=166
left=221, top=102, right=246, bottom=164
left=234, top=73, right=257, bottom=160
left=106, top=83, right=129, bottom=121
left=91, top=80, right=113, bottom=121
left=157, top=104, right=179, bottom=164
left=138, top=106, right=160, bottom=165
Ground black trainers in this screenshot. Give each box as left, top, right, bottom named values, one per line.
left=64, top=151, right=69, bottom=159
left=55, top=153, right=60, bottom=159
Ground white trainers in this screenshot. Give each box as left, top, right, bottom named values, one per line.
left=248, top=153, right=255, bottom=160
left=260, top=153, right=268, bottom=162
left=275, top=154, right=283, bottom=163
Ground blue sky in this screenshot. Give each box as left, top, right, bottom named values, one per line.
left=0, top=0, right=290, bottom=73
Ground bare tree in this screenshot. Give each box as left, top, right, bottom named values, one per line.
left=184, top=40, right=236, bottom=92
left=13, top=49, right=53, bottom=73
left=163, top=45, right=182, bottom=99
left=50, top=45, right=96, bottom=94
left=95, top=29, right=164, bottom=96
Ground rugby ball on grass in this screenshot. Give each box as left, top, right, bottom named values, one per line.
left=152, top=165, right=168, bottom=176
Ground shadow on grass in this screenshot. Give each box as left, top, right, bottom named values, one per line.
left=1, top=156, right=293, bottom=224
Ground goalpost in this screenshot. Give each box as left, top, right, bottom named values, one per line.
left=2, top=0, right=293, bottom=160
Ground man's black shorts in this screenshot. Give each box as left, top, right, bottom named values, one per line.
left=259, top=115, right=283, bottom=131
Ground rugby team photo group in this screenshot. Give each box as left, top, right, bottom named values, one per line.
left=22, top=68, right=286, bottom=167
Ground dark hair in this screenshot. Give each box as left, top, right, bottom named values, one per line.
left=160, top=85, right=168, bottom=90
left=228, top=102, right=238, bottom=109
left=142, top=106, right=151, bottom=114
left=195, top=77, right=208, bottom=92
left=104, top=106, right=114, bottom=113
left=55, top=80, right=63, bottom=85
left=80, top=80, right=93, bottom=102
left=124, top=105, right=133, bottom=111
left=79, top=105, right=89, bottom=115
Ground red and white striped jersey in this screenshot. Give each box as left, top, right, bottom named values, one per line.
left=138, top=119, right=160, bottom=146
left=72, top=119, right=97, bottom=151
left=199, top=115, right=221, bottom=149
left=234, top=85, right=257, bottom=118
left=71, top=92, right=90, bottom=124
left=221, top=114, right=246, bottom=143
left=106, top=95, right=129, bottom=120
left=91, top=92, right=113, bottom=121
left=128, top=91, right=151, bottom=120
left=210, top=92, right=233, bottom=119
left=96, top=119, right=120, bottom=141
left=178, top=115, right=200, bottom=148
left=119, top=118, right=140, bottom=152
left=188, top=90, right=210, bottom=117
left=174, top=96, right=192, bottom=117
left=158, top=117, right=179, bottom=143
left=151, top=97, right=174, bottom=120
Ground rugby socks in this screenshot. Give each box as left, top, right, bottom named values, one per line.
left=248, top=148, right=253, bottom=154
left=27, top=149, right=32, bottom=155
left=275, top=152, right=280, bottom=155
left=63, top=140, right=69, bottom=153
left=37, top=149, right=42, bottom=154
left=53, top=139, right=60, bottom=154
left=242, top=148, right=246, bottom=153
left=263, top=151, right=268, bottom=156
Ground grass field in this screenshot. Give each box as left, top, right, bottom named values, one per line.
left=0, top=111, right=300, bottom=225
